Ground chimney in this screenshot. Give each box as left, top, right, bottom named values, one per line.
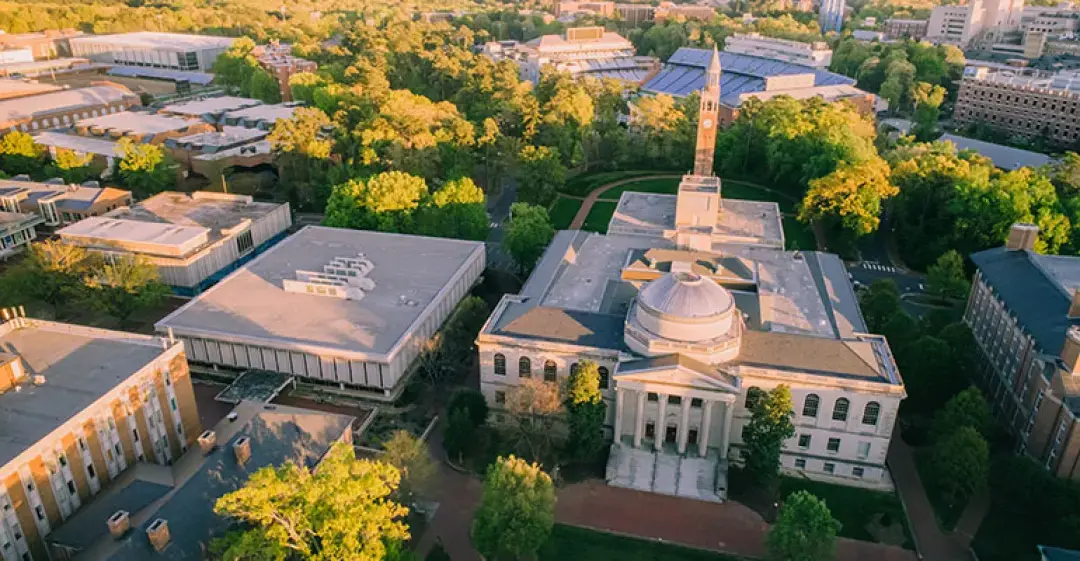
left=146, top=519, right=169, bottom=553
left=107, top=510, right=130, bottom=539
left=233, top=436, right=251, bottom=466
left=1062, top=326, right=1080, bottom=375
left=197, top=430, right=216, bottom=455
left=1005, top=222, right=1040, bottom=251
left=1070, top=288, right=1080, bottom=319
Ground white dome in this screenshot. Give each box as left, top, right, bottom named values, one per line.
left=637, top=272, right=734, bottom=321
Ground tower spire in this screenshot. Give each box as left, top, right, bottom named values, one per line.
left=693, top=46, right=722, bottom=176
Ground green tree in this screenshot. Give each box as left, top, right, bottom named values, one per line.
left=930, top=426, right=990, bottom=506
left=212, top=442, right=409, bottom=561
left=0, top=240, right=92, bottom=309
left=798, top=157, right=897, bottom=237
left=897, top=335, right=960, bottom=413
left=269, top=107, right=335, bottom=207
left=911, top=81, right=946, bottom=141
left=381, top=429, right=436, bottom=502
left=879, top=58, right=915, bottom=112
left=81, top=254, right=170, bottom=324
left=323, top=171, right=429, bottom=233
left=1051, top=151, right=1080, bottom=196
left=767, top=490, right=841, bottom=561
left=415, top=177, right=490, bottom=241
left=859, top=279, right=901, bottom=332
left=504, top=202, right=554, bottom=276
left=565, top=360, right=607, bottom=463
left=0, top=131, right=43, bottom=176
left=444, top=389, right=489, bottom=461
left=926, top=250, right=970, bottom=300
left=46, top=148, right=97, bottom=184
left=743, top=385, right=796, bottom=485
left=515, top=145, right=564, bottom=207
left=115, top=138, right=173, bottom=198
left=931, top=387, right=991, bottom=442
left=246, top=66, right=284, bottom=103
left=472, top=455, right=555, bottom=561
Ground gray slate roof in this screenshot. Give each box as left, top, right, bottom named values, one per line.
left=491, top=302, right=627, bottom=350
left=970, top=247, right=1080, bottom=358
left=940, top=133, right=1054, bottom=170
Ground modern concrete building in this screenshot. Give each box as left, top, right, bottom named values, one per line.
left=479, top=49, right=905, bottom=502
left=885, top=18, right=930, bottom=40
left=47, top=401, right=353, bottom=561
left=616, top=3, right=656, bottom=23
left=0, top=179, right=132, bottom=227
left=72, top=111, right=213, bottom=143
left=819, top=0, right=846, bottom=33
left=0, top=80, right=61, bottom=102
left=155, top=227, right=485, bottom=402
left=928, top=0, right=1025, bottom=46
left=221, top=102, right=302, bottom=131
left=0, top=313, right=200, bottom=561
left=640, top=48, right=874, bottom=126
left=69, top=32, right=234, bottom=73
left=965, top=224, right=1080, bottom=480
left=0, top=49, right=33, bottom=66
left=953, top=66, right=1080, bottom=147
left=0, top=211, right=42, bottom=259
left=723, top=33, right=832, bottom=68
left=0, top=30, right=81, bottom=60
left=165, top=127, right=272, bottom=180
left=0, top=83, right=140, bottom=134
left=555, top=1, right=616, bottom=17
left=56, top=192, right=290, bottom=294
left=482, top=27, right=659, bottom=84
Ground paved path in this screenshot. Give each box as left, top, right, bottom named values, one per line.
left=887, top=427, right=971, bottom=561
left=568, top=174, right=680, bottom=229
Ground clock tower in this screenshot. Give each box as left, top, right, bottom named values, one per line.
left=693, top=46, right=722, bottom=177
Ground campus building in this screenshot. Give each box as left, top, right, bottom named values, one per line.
left=482, top=27, right=659, bottom=84
left=884, top=18, right=929, bottom=40
left=0, top=313, right=200, bottom=561
left=56, top=191, right=291, bottom=294
left=0, top=83, right=140, bottom=134
left=0, top=211, right=42, bottom=259
left=0, top=30, right=81, bottom=60
left=254, top=43, right=317, bottom=102
left=640, top=48, right=874, bottom=126
left=155, top=227, right=485, bottom=402
left=927, top=0, right=1025, bottom=46
left=478, top=48, right=905, bottom=502
left=953, top=66, right=1080, bottom=147
left=555, top=1, right=615, bottom=17
left=0, top=179, right=132, bottom=227
left=819, top=0, right=846, bottom=33
left=966, top=225, right=1080, bottom=480
left=69, top=32, right=234, bottom=73
left=723, top=33, right=832, bottom=68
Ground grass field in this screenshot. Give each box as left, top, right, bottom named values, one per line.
left=597, top=177, right=681, bottom=200
left=783, top=217, right=818, bottom=251
left=779, top=477, right=914, bottom=549
left=582, top=201, right=618, bottom=233
left=539, top=525, right=743, bottom=561
left=549, top=196, right=582, bottom=230
left=562, top=170, right=662, bottom=197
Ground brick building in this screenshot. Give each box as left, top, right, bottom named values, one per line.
left=0, top=179, right=132, bottom=227
left=0, top=313, right=200, bottom=560
left=953, top=66, right=1080, bottom=147
left=254, top=43, right=317, bottom=102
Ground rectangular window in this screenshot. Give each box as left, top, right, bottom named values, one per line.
left=236, top=230, right=255, bottom=255
left=648, top=393, right=659, bottom=402
left=794, top=458, right=806, bottom=469
left=495, top=391, right=505, bottom=405
left=35, top=505, right=45, bottom=521
left=824, top=462, right=835, bottom=474
left=668, top=396, right=682, bottom=405
left=691, top=398, right=703, bottom=408
left=67, top=481, right=76, bottom=494
left=798, top=434, right=811, bottom=448
left=853, top=467, right=865, bottom=478
left=857, top=441, right=871, bottom=459
left=827, top=438, right=840, bottom=453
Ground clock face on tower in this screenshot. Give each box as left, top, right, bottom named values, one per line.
left=703, top=118, right=713, bottom=129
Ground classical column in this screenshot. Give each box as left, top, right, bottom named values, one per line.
left=613, top=389, right=625, bottom=445
left=719, top=400, right=735, bottom=459
left=677, top=397, right=691, bottom=454
left=655, top=393, right=667, bottom=451
left=634, top=390, right=645, bottom=448
left=699, top=400, right=714, bottom=457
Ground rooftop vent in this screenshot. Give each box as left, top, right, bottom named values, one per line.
left=107, top=510, right=130, bottom=540
left=233, top=437, right=251, bottom=466
left=226, top=411, right=239, bottom=423
left=1005, top=222, right=1039, bottom=251
left=283, top=253, right=376, bottom=301
left=147, top=519, right=170, bottom=552
left=197, top=430, right=217, bottom=455
left=31, top=375, right=45, bottom=386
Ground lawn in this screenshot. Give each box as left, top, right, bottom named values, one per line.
left=779, top=477, right=914, bottom=549
left=539, top=524, right=743, bottom=561
left=562, top=170, right=662, bottom=197
left=783, top=217, right=818, bottom=251
left=597, top=176, right=681, bottom=201
left=723, top=180, right=797, bottom=213
left=582, top=201, right=618, bottom=233
left=549, top=196, right=583, bottom=230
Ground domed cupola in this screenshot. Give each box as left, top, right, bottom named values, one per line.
left=625, top=272, right=743, bottom=363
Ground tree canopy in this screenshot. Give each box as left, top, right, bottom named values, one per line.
left=767, top=490, right=842, bottom=561
left=504, top=202, right=555, bottom=276
left=742, top=385, right=795, bottom=485
left=472, top=455, right=556, bottom=561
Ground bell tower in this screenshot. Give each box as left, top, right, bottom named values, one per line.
left=693, top=46, right=722, bottom=177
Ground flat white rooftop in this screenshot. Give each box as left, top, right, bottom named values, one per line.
left=33, top=130, right=121, bottom=157
left=58, top=217, right=210, bottom=258
left=172, top=126, right=266, bottom=148
left=224, top=104, right=298, bottom=124
left=0, top=79, right=62, bottom=99
left=0, top=85, right=135, bottom=126
left=156, top=226, right=485, bottom=358
left=70, top=32, right=235, bottom=51
left=160, top=96, right=262, bottom=117
left=76, top=111, right=194, bottom=136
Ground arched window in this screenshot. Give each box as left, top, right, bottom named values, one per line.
left=493, top=353, right=506, bottom=376
left=802, top=394, right=820, bottom=418
left=744, top=386, right=764, bottom=410
left=544, top=360, right=557, bottom=382
left=832, top=398, right=850, bottom=422
left=862, top=402, right=881, bottom=426
left=518, top=357, right=531, bottom=378
left=598, top=366, right=609, bottom=389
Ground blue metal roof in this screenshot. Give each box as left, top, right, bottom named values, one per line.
left=643, top=48, right=855, bottom=104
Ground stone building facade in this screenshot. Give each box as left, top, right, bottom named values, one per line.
left=953, top=66, right=1080, bottom=147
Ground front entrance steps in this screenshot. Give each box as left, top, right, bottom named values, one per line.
left=605, top=441, right=728, bottom=503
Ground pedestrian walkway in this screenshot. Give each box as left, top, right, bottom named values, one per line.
left=568, top=174, right=680, bottom=229
left=862, top=261, right=899, bottom=273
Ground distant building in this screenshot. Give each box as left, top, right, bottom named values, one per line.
left=157, top=96, right=264, bottom=122
left=57, top=191, right=291, bottom=294
left=723, top=33, right=833, bottom=68
left=555, top=1, right=616, bottom=17
left=254, top=43, right=317, bottom=102
left=928, top=0, right=1024, bottom=46
left=0, top=48, right=33, bottom=66
left=819, top=0, right=846, bottom=33
left=0, top=210, right=42, bottom=258
left=0, top=83, right=140, bottom=134
left=0, top=79, right=62, bottom=102
left=640, top=48, right=874, bottom=126
left=0, top=313, right=200, bottom=560
left=852, top=30, right=887, bottom=42
left=953, top=66, right=1080, bottom=147
left=483, top=27, right=659, bottom=84
left=0, top=30, right=81, bottom=60
left=0, top=178, right=132, bottom=226
left=966, top=224, right=1080, bottom=480
left=616, top=3, right=655, bottom=23
left=165, top=127, right=273, bottom=180
left=939, top=133, right=1054, bottom=170
left=69, top=32, right=235, bottom=73
left=221, top=102, right=303, bottom=130
left=72, top=110, right=214, bottom=143
left=156, top=226, right=485, bottom=402
left=654, top=1, right=717, bottom=21
left=47, top=401, right=353, bottom=561
left=884, top=18, right=929, bottom=40
left=0, top=58, right=97, bottom=80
